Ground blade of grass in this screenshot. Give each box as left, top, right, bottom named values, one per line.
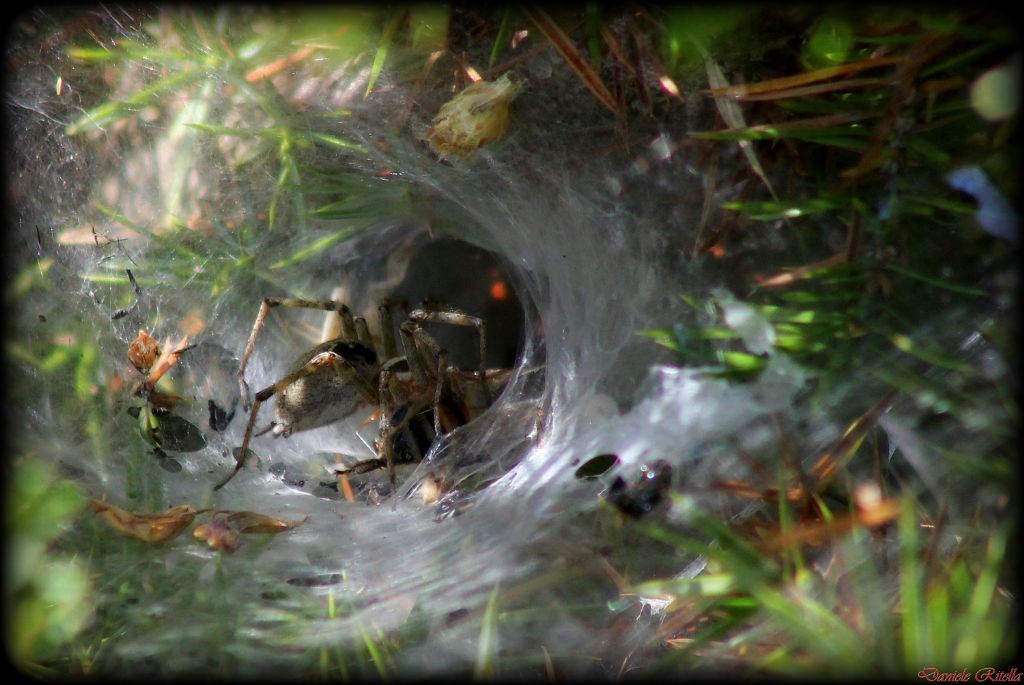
left=700, top=47, right=777, bottom=200
left=358, top=622, right=389, bottom=679
left=474, top=584, right=501, bottom=679
left=92, top=204, right=146, bottom=232
left=754, top=583, right=865, bottom=668
left=882, top=263, right=987, bottom=296
left=953, top=527, right=1007, bottom=665
left=885, top=332, right=973, bottom=372
left=269, top=226, right=363, bottom=269
left=722, top=77, right=894, bottom=102
left=524, top=6, right=621, bottom=118
left=691, top=112, right=880, bottom=141
left=66, top=66, right=204, bottom=135
left=703, top=55, right=904, bottom=99
left=899, top=500, right=925, bottom=671
left=488, top=8, right=513, bottom=70
left=586, top=4, right=603, bottom=69
left=926, top=580, right=949, bottom=668
left=723, top=197, right=846, bottom=221
left=305, top=131, right=368, bottom=154
left=365, top=9, right=407, bottom=97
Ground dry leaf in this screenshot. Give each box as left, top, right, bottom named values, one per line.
left=133, top=334, right=191, bottom=402
left=703, top=55, right=903, bottom=99
left=193, top=510, right=308, bottom=553
left=754, top=496, right=901, bottom=554
left=221, top=510, right=309, bottom=534
left=146, top=389, right=184, bottom=411
left=89, top=500, right=204, bottom=543
left=146, top=334, right=191, bottom=386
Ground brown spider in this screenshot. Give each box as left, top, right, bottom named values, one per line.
left=214, top=297, right=505, bottom=491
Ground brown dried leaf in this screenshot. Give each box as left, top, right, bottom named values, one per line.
left=245, top=45, right=316, bottom=83
left=89, top=500, right=204, bottom=543
left=147, top=334, right=191, bottom=386
left=754, top=251, right=849, bottom=288
left=810, top=388, right=899, bottom=486
left=146, top=389, right=183, bottom=410
left=842, top=33, right=954, bottom=179
left=133, top=334, right=191, bottom=403
left=754, top=496, right=901, bottom=554
left=723, top=77, right=892, bottom=102
left=221, top=511, right=309, bottom=534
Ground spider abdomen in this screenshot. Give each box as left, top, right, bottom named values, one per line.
left=274, top=340, right=378, bottom=435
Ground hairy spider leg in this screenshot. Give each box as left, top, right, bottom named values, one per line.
left=377, top=301, right=400, bottom=359
left=237, top=297, right=360, bottom=412
left=377, top=355, right=432, bottom=487
left=432, top=350, right=449, bottom=438
left=406, top=306, right=490, bottom=405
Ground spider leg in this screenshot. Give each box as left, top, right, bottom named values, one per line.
left=407, top=305, right=490, bottom=405
left=432, top=349, right=449, bottom=438
left=334, top=457, right=388, bottom=476
left=237, top=297, right=358, bottom=412
left=213, top=393, right=265, bottom=490
left=378, top=301, right=400, bottom=359
left=377, top=398, right=432, bottom=491
left=376, top=357, right=423, bottom=488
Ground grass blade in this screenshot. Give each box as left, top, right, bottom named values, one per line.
left=525, top=6, right=621, bottom=118
left=488, top=8, right=513, bottom=70
left=700, top=47, right=777, bottom=200
left=474, top=584, right=501, bottom=679
left=365, top=10, right=407, bottom=97
left=66, top=66, right=204, bottom=135
left=704, top=55, right=904, bottom=99
left=269, top=226, right=362, bottom=269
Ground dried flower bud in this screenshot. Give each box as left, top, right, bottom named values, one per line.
left=128, top=330, right=161, bottom=374
left=427, top=73, right=523, bottom=160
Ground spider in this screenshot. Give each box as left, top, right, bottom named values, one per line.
left=213, top=296, right=504, bottom=491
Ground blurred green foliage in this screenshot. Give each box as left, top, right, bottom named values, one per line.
left=5, top=459, right=92, bottom=672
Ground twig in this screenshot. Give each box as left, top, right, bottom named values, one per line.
left=111, top=269, right=143, bottom=320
